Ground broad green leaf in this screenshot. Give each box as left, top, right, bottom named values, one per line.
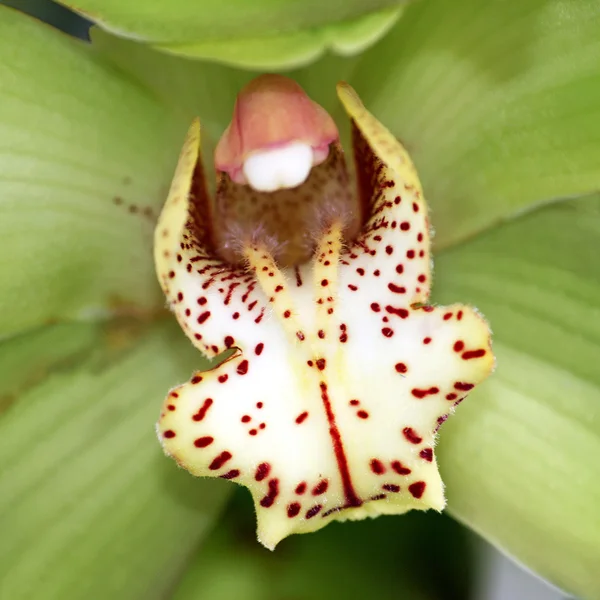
left=301, top=0, right=600, bottom=249
left=434, top=195, right=600, bottom=598
left=61, top=0, right=404, bottom=47
left=172, top=490, right=474, bottom=600
left=0, top=319, right=229, bottom=600
left=0, top=6, right=187, bottom=338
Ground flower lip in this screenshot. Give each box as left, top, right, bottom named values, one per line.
left=214, top=74, right=339, bottom=191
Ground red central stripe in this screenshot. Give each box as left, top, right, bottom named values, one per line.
left=319, top=381, right=362, bottom=507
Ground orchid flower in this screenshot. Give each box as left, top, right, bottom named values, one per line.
left=1, top=1, right=599, bottom=599
left=155, top=75, right=493, bottom=549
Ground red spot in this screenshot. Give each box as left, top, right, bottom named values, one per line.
left=167, top=404, right=176, bottom=411
left=446, top=393, right=458, bottom=401
left=275, top=284, right=284, bottom=292
left=388, top=283, right=406, bottom=294
left=357, top=410, right=369, bottom=419
left=253, top=343, right=264, bottom=357
left=403, top=427, right=423, bottom=444
left=371, top=303, right=381, bottom=312
left=386, top=245, right=394, bottom=255
left=443, top=312, right=453, bottom=320
left=218, top=374, right=229, bottom=383
left=209, top=451, right=232, bottom=470
left=255, top=462, right=271, bottom=481
left=318, top=329, right=325, bottom=339
left=453, top=341, right=465, bottom=352
left=312, top=480, right=329, bottom=495
left=391, top=461, right=411, bottom=475
left=419, top=250, right=425, bottom=257
left=455, top=382, right=474, bottom=391
left=417, top=232, right=424, bottom=242
left=233, top=312, right=240, bottom=319
left=198, top=297, right=207, bottom=306
left=395, top=362, right=408, bottom=374
left=259, top=422, right=266, bottom=430
left=197, top=311, right=211, bottom=324
left=406, top=250, right=415, bottom=259
left=176, top=292, right=183, bottom=301
left=257, top=402, right=263, bottom=409
left=296, top=411, right=309, bottom=424
left=396, top=264, right=404, bottom=274
left=321, top=279, right=329, bottom=287
left=348, top=284, right=358, bottom=291
left=383, top=484, right=401, bottom=492
left=412, top=202, right=419, bottom=212
left=356, top=268, right=365, bottom=276
left=316, top=358, right=326, bottom=371
left=386, top=305, right=409, bottom=319
left=400, top=221, right=410, bottom=231
left=295, top=482, right=307, bottom=495
left=192, top=398, right=213, bottom=421
left=283, top=310, right=291, bottom=318
left=394, top=195, right=401, bottom=204
left=236, top=360, right=249, bottom=375
left=163, top=430, right=176, bottom=439
left=260, top=478, right=280, bottom=507
left=221, top=469, right=240, bottom=479
left=382, top=327, right=394, bottom=338
left=287, top=502, right=301, bottom=518
left=411, top=387, right=440, bottom=399
left=457, top=310, right=463, bottom=320
left=191, top=375, right=203, bottom=384
left=422, top=306, right=434, bottom=312
left=408, top=481, right=426, bottom=499
left=306, top=505, right=322, bottom=519
left=241, top=415, right=251, bottom=423
left=194, top=436, right=214, bottom=448
left=423, top=337, right=432, bottom=344
left=349, top=399, right=359, bottom=406
left=370, top=459, right=386, bottom=474
left=168, top=271, right=175, bottom=279
left=462, top=349, right=487, bottom=360
left=418, top=274, right=426, bottom=283
left=224, top=335, right=234, bottom=348
left=420, top=448, right=433, bottom=462
left=249, top=429, right=257, bottom=436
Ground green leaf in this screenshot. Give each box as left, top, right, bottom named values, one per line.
left=0, top=7, right=187, bottom=337
left=298, top=0, right=600, bottom=249
left=171, top=490, right=474, bottom=600
left=0, top=319, right=229, bottom=600
left=61, top=0, right=404, bottom=48
left=433, top=195, right=600, bottom=597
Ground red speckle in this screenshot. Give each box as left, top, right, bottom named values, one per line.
left=408, top=481, right=426, bottom=499
left=423, top=337, right=432, bottom=345
left=321, top=279, right=329, bottom=287
left=391, top=461, right=411, bottom=475
left=371, top=303, right=381, bottom=312
left=383, top=484, right=400, bottom=492
left=394, top=195, right=401, bottom=204
left=259, top=422, right=266, bottom=430
left=287, top=502, right=301, bottom=518
left=446, top=393, right=458, bottom=401
left=462, top=349, right=487, bottom=360
left=255, top=462, right=271, bottom=481
left=168, top=271, right=175, bottom=279
left=296, top=411, right=309, bottom=424
left=457, top=310, right=463, bottom=321
left=339, top=332, right=348, bottom=343
left=453, top=341, right=465, bottom=352
left=455, top=382, right=474, bottom=391
left=283, top=310, right=291, bottom=318
left=197, top=297, right=207, bottom=305
left=411, top=387, right=440, bottom=399
left=218, top=374, right=229, bottom=383
left=176, top=292, right=183, bottom=302
left=241, top=415, right=251, bottom=423
left=191, top=375, right=202, bottom=384
left=257, top=402, right=263, bottom=409
left=395, top=362, right=408, bottom=374
left=349, top=399, right=359, bottom=406
left=197, top=311, right=211, bottom=324
left=396, top=264, right=404, bottom=274
left=388, top=283, right=406, bottom=294
left=316, top=358, right=326, bottom=371
left=236, top=360, right=249, bottom=375
left=370, top=459, right=386, bottom=474
left=221, top=469, right=240, bottom=479
left=192, top=398, right=213, bottom=421
left=418, top=274, right=426, bottom=283
left=356, top=268, right=365, bottom=276
left=275, top=284, right=283, bottom=292
left=163, top=430, right=176, bottom=439
left=402, top=427, right=423, bottom=444
left=194, top=436, right=214, bottom=448
left=357, top=410, right=369, bottom=419
left=318, top=329, right=325, bottom=339
left=419, top=250, right=425, bottom=257
left=406, top=250, right=415, bottom=259
left=348, top=284, right=358, bottom=291
left=312, top=480, right=329, bottom=495
left=400, top=221, right=410, bottom=231
left=386, top=245, right=394, bottom=255
left=382, top=327, right=394, bottom=338
left=386, top=305, right=409, bottom=319
left=224, top=335, right=234, bottom=348
left=249, top=429, right=257, bottom=436
left=295, top=482, right=307, bottom=495
left=255, top=343, right=264, bottom=355
left=443, top=312, right=453, bottom=321
left=306, top=505, right=322, bottom=519
left=420, top=448, right=433, bottom=462
left=260, top=478, right=280, bottom=508
left=209, top=451, right=232, bottom=470
left=412, top=202, right=419, bottom=212
left=167, top=404, right=176, bottom=411
left=233, top=312, right=240, bottom=319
